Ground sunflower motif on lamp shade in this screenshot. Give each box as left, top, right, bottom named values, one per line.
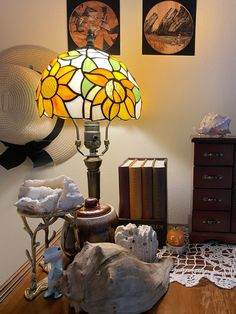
left=36, top=48, right=142, bottom=121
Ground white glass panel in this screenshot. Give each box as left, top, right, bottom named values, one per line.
left=58, top=59, right=70, bottom=67
left=69, top=69, right=83, bottom=93
left=94, top=58, right=112, bottom=71
left=71, top=55, right=86, bottom=68
left=92, top=104, right=105, bottom=120
left=84, top=100, right=92, bottom=119
left=65, top=96, right=84, bottom=118
left=135, top=99, right=142, bottom=119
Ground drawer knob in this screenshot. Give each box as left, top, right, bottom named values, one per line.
left=202, top=197, right=222, bottom=203
left=202, top=219, right=221, bottom=225
left=202, top=174, right=223, bottom=180
left=203, top=152, right=224, bottom=158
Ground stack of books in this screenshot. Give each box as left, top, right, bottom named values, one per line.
left=118, top=158, right=167, bottom=245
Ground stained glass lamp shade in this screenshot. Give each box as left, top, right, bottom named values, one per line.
left=36, top=46, right=142, bottom=202
left=36, top=48, right=142, bottom=122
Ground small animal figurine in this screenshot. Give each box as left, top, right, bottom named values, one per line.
left=43, top=246, right=63, bottom=299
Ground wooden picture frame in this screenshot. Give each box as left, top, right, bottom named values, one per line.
left=143, top=0, right=197, bottom=55
left=67, top=0, right=120, bottom=54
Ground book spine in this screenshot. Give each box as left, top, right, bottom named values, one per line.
left=152, top=161, right=167, bottom=221
left=129, top=166, right=142, bottom=219
left=118, top=162, right=131, bottom=218
left=141, top=165, right=153, bottom=219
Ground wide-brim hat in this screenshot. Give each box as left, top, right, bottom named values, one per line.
left=0, top=63, right=77, bottom=169
left=0, top=44, right=58, bottom=73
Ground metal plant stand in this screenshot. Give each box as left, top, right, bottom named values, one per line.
left=17, top=208, right=80, bottom=300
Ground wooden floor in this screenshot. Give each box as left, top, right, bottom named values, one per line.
left=0, top=269, right=235, bottom=314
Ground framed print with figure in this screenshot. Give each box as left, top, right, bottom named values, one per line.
left=67, top=0, right=120, bottom=54
left=143, top=0, right=197, bottom=55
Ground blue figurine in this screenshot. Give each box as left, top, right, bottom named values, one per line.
left=43, top=246, right=63, bottom=299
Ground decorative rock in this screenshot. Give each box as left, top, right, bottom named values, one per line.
left=15, top=175, right=84, bottom=214
left=196, top=112, right=231, bottom=136
left=61, top=242, right=173, bottom=314
left=114, top=223, right=159, bottom=262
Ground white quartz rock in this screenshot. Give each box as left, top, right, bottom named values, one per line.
left=196, top=112, right=231, bottom=136
left=15, top=175, right=84, bottom=213
left=115, top=223, right=159, bottom=262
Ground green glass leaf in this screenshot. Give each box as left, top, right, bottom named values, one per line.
left=110, top=58, right=120, bottom=71
left=62, top=50, right=80, bottom=61
left=132, top=86, right=141, bottom=102
left=81, top=77, right=94, bottom=98
left=82, top=57, right=97, bottom=72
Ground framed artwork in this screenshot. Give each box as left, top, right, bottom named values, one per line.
left=143, top=0, right=197, bottom=55
left=67, top=0, right=120, bottom=54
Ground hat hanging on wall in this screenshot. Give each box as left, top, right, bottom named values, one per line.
left=0, top=44, right=59, bottom=73
left=0, top=63, right=77, bottom=169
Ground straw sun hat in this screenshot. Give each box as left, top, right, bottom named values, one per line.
left=0, top=44, right=59, bottom=73
left=0, top=45, right=77, bottom=169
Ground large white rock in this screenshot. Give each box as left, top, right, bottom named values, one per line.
left=15, top=175, right=84, bottom=214
left=115, top=223, right=159, bottom=262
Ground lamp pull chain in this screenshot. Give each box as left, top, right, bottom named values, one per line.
left=101, top=121, right=111, bottom=156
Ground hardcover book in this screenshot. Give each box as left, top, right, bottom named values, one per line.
left=152, top=159, right=167, bottom=221
left=141, top=158, right=155, bottom=219
left=129, top=159, right=146, bottom=219
left=118, top=158, right=136, bottom=218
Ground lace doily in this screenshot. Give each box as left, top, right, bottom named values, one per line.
left=157, top=243, right=236, bottom=289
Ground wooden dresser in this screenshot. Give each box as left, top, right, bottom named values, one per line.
left=190, top=136, right=236, bottom=243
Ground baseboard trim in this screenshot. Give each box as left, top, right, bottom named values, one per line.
left=0, top=228, right=61, bottom=303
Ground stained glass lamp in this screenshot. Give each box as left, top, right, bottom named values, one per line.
left=36, top=42, right=142, bottom=203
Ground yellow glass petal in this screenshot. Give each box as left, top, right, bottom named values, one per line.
left=113, top=90, right=122, bottom=103
left=41, top=76, right=57, bottom=99
left=126, top=89, right=136, bottom=105
left=58, top=69, right=76, bottom=85
left=50, top=62, right=60, bottom=76
left=41, top=68, right=49, bottom=80
left=109, top=103, right=119, bottom=120
left=36, top=83, right=41, bottom=100
left=124, top=97, right=135, bottom=117
left=120, top=62, right=127, bottom=71
left=121, top=79, right=134, bottom=90
left=43, top=99, right=53, bottom=118
left=113, top=71, right=126, bottom=81
left=90, top=68, right=114, bottom=79
left=56, top=66, right=76, bottom=79
left=118, top=102, right=131, bottom=120
left=37, top=94, right=44, bottom=117
left=84, top=73, right=108, bottom=87
left=52, top=95, right=70, bottom=118
left=49, top=57, right=58, bottom=67
left=93, top=88, right=106, bottom=105
left=114, top=82, right=125, bottom=101
left=102, top=98, right=113, bottom=119
left=57, top=85, right=77, bottom=101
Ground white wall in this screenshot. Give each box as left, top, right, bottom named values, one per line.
left=1, top=0, right=236, bottom=284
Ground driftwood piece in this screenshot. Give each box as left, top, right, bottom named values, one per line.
left=61, top=242, right=173, bottom=314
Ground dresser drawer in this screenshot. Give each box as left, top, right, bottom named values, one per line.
left=194, top=144, right=234, bottom=166
left=192, top=211, right=230, bottom=232
left=194, top=166, right=232, bottom=189
left=193, top=189, right=231, bottom=210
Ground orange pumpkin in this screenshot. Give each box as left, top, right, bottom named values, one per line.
left=167, top=227, right=185, bottom=247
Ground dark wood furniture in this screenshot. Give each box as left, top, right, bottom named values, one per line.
left=1, top=257, right=235, bottom=314
left=190, top=136, right=236, bottom=243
